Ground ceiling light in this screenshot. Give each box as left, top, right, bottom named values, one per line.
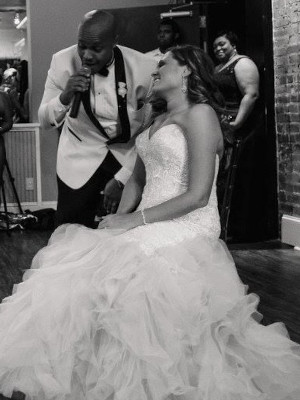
left=16, top=16, right=27, bottom=29
left=160, top=11, right=193, bottom=18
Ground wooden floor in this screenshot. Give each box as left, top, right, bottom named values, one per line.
left=230, top=241, right=300, bottom=343
left=0, top=228, right=300, bottom=346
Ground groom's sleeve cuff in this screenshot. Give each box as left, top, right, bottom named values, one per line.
left=114, top=167, right=132, bottom=186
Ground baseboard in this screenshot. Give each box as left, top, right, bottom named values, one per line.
left=1, top=201, right=57, bottom=213
left=281, top=214, right=300, bottom=249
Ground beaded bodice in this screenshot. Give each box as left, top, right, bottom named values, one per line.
left=135, top=124, right=220, bottom=239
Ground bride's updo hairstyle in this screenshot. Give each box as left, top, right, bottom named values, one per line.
left=170, top=45, right=224, bottom=112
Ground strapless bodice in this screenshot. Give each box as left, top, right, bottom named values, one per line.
left=134, top=124, right=221, bottom=239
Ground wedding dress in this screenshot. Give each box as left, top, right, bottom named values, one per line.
left=0, top=124, right=300, bottom=400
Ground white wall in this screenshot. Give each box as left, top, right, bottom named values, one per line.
left=0, top=29, right=24, bottom=58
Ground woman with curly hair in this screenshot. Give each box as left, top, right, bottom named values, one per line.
left=0, top=45, right=300, bottom=400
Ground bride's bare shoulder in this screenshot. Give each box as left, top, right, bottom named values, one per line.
left=181, top=103, right=219, bottom=126
left=176, top=104, right=222, bottom=146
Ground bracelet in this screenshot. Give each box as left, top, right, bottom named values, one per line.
left=141, top=209, right=148, bottom=225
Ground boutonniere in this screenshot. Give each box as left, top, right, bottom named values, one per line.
left=117, top=82, right=127, bottom=98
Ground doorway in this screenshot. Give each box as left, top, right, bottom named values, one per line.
left=205, top=0, right=278, bottom=242
left=109, top=0, right=278, bottom=242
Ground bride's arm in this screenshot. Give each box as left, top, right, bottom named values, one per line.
left=116, top=154, right=146, bottom=214
left=140, top=104, right=222, bottom=224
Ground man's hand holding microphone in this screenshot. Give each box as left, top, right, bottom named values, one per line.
left=58, top=64, right=124, bottom=216
left=59, top=66, right=91, bottom=118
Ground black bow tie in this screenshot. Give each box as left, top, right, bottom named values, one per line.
left=98, top=67, right=109, bottom=77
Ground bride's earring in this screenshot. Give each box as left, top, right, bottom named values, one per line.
left=181, top=75, right=188, bottom=93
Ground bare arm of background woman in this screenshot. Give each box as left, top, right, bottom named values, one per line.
left=231, top=57, right=260, bottom=130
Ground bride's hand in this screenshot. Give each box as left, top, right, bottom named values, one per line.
left=98, top=212, right=142, bottom=231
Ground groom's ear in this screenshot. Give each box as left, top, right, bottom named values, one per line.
left=182, top=67, right=191, bottom=77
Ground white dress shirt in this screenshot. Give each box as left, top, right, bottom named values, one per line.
left=90, top=61, right=120, bottom=140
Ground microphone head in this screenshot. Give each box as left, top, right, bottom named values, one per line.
left=81, top=65, right=91, bottom=76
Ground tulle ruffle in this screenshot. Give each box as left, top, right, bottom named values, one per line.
left=0, top=224, right=300, bottom=400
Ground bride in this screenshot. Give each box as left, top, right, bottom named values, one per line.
left=0, top=45, right=300, bottom=400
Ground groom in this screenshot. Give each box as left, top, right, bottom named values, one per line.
left=38, top=10, right=156, bottom=228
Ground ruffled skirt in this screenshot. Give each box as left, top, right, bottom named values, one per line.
left=0, top=224, right=300, bottom=400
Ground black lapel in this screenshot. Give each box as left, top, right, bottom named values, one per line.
left=81, top=84, right=109, bottom=139
left=106, top=46, right=131, bottom=145
left=80, top=46, right=131, bottom=144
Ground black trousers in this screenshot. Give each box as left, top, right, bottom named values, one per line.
left=0, top=135, right=5, bottom=185
left=55, top=151, right=121, bottom=228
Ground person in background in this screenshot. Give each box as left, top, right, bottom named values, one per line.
left=145, top=18, right=180, bottom=62
left=18, top=61, right=28, bottom=108
left=38, top=9, right=156, bottom=228
left=15, top=60, right=29, bottom=123
left=213, top=30, right=265, bottom=242
left=213, top=31, right=260, bottom=141
left=0, top=68, right=4, bottom=85
left=0, top=67, right=26, bottom=123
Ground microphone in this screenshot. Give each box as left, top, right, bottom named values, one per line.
left=69, top=66, right=91, bottom=118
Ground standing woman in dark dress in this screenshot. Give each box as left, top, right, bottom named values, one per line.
left=213, top=30, right=265, bottom=242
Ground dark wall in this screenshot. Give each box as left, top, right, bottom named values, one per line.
left=109, top=5, right=200, bottom=53
left=245, top=0, right=278, bottom=239
left=206, top=0, right=246, bottom=60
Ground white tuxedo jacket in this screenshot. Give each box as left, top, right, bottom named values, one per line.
left=38, top=45, right=156, bottom=189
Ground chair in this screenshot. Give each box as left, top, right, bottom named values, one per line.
left=217, top=137, right=243, bottom=243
